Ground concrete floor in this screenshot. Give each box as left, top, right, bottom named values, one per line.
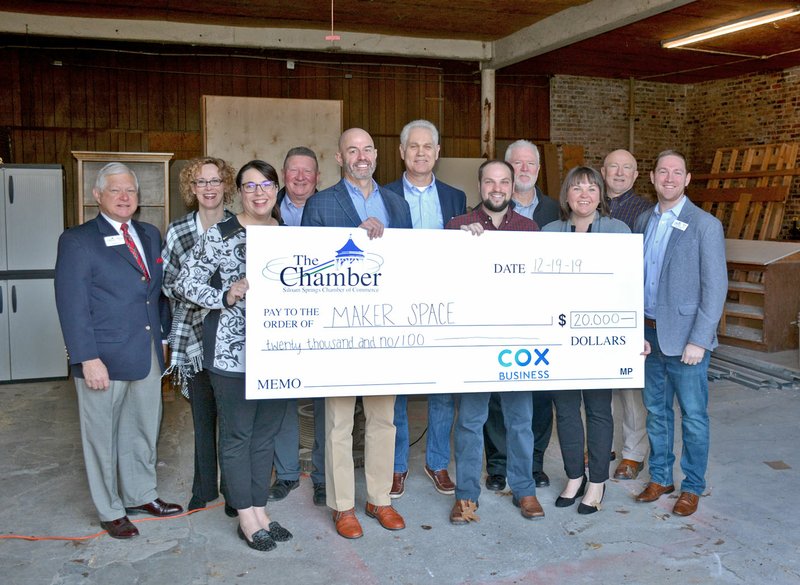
left=2, top=346, right=799, bottom=585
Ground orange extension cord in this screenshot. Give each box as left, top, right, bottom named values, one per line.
left=0, top=502, right=224, bottom=541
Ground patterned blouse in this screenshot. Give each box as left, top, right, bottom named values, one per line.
left=174, top=216, right=247, bottom=377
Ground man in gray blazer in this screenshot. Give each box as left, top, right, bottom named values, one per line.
left=383, top=119, right=466, bottom=500
left=633, top=150, right=727, bottom=517
left=302, top=128, right=412, bottom=539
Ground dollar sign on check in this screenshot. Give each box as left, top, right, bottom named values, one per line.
left=558, top=313, right=566, bottom=327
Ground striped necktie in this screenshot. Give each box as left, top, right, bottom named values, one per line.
left=121, top=223, right=150, bottom=282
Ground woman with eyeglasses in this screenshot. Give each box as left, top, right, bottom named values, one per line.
left=175, top=160, right=291, bottom=551
left=162, top=156, right=236, bottom=516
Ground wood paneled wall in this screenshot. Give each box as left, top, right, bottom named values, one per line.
left=0, top=42, right=550, bottom=227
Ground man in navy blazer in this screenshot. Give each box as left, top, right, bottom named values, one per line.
left=382, top=119, right=466, bottom=500
left=55, top=162, right=181, bottom=539
left=302, top=128, right=411, bottom=539
left=633, top=150, right=727, bottom=517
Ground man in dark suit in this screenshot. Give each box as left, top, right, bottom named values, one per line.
left=55, top=162, right=181, bottom=539
left=383, top=119, right=466, bottom=500
left=482, top=139, right=558, bottom=493
left=302, top=128, right=412, bottom=539
left=633, top=150, right=727, bottom=517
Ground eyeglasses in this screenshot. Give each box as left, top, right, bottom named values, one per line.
left=242, top=181, right=276, bottom=193
left=192, top=178, right=222, bottom=188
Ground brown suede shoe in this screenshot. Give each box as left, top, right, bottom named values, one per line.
left=365, top=503, right=405, bottom=530
left=424, top=465, right=456, bottom=495
left=332, top=508, right=363, bottom=539
left=389, top=471, right=408, bottom=499
left=450, top=499, right=480, bottom=525
left=614, top=459, right=644, bottom=480
left=512, top=495, right=545, bottom=520
left=672, top=492, right=700, bottom=516
left=635, top=482, right=675, bottom=502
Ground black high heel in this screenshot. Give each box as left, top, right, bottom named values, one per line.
left=577, top=483, right=606, bottom=515
left=555, top=475, right=587, bottom=508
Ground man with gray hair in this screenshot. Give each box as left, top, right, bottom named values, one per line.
left=482, top=139, right=559, bottom=493
left=55, top=162, right=181, bottom=539
left=384, top=119, right=466, bottom=499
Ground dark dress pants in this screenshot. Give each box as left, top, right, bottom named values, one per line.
left=188, top=369, right=226, bottom=502
left=553, top=389, right=613, bottom=483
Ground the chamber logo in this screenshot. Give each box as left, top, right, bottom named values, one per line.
left=262, top=236, right=384, bottom=289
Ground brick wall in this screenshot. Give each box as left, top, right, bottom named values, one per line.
left=549, top=67, right=800, bottom=237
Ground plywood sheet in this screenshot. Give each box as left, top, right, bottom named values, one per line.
left=435, top=158, right=485, bottom=209
left=203, top=96, right=343, bottom=205
left=726, top=239, right=800, bottom=265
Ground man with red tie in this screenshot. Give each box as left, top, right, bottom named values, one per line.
left=55, top=162, right=182, bottom=539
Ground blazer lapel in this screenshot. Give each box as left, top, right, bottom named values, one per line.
left=334, top=181, right=365, bottom=227
left=96, top=215, right=142, bottom=274
left=661, top=198, right=695, bottom=272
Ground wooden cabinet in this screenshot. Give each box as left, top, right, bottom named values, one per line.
left=72, top=151, right=173, bottom=234
left=720, top=240, right=800, bottom=351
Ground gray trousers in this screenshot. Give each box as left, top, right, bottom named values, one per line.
left=74, top=348, right=162, bottom=522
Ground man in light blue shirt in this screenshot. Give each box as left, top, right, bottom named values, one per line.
left=633, top=150, right=727, bottom=518
left=383, top=120, right=466, bottom=500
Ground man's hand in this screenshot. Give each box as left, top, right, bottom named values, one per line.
left=82, top=358, right=110, bottom=390
left=359, top=217, right=385, bottom=239
left=226, top=277, right=249, bottom=306
left=681, top=342, right=705, bottom=365
left=641, top=340, right=652, bottom=357
left=460, top=223, right=484, bottom=236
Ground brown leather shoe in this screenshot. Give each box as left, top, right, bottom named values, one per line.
left=389, top=471, right=408, bottom=499
left=512, top=495, right=545, bottom=520
left=450, top=499, right=480, bottom=525
left=614, top=459, right=644, bottom=480
left=672, top=492, right=700, bottom=516
left=100, top=516, right=139, bottom=539
left=424, top=465, right=456, bottom=495
left=125, top=498, right=183, bottom=517
left=365, top=503, right=405, bottom=530
left=332, top=508, right=363, bottom=539
left=635, top=482, right=675, bottom=502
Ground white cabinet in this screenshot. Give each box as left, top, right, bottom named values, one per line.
left=0, top=165, right=67, bottom=381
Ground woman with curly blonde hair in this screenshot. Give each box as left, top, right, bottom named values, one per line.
left=162, top=156, right=237, bottom=513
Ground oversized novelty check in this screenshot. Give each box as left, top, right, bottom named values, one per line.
left=245, top=226, right=644, bottom=399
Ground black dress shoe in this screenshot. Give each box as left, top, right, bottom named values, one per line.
left=187, top=495, right=205, bottom=511
left=312, top=483, right=327, bottom=507
left=267, top=521, right=293, bottom=542
left=100, top=516, right=139, bottom=539
left=533, top=470, right=550, bottom=487
left=267, top=479, right=300, bottom=501
left=224, top=503, right=238, bottom=517
left=577, top=483, right=606, bottom=515
left=555, top=475, right=587, bottom=507
left=237, top=525, right=276, bottom=552
left=125, top=498, right=183, bottom=517
left=485, top=474, right=506, bottom=491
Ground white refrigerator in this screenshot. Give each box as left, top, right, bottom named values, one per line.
left=0, top=165, right=67, bottom=381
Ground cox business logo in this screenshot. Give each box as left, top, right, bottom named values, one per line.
left=263, top=235, right=384, bottom=289
left=497, top=347, right=550, bottom=381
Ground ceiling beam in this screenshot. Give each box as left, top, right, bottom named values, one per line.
left=490, top=0, right=696, bottom=70
left=0, top=11, right=491, bottom=62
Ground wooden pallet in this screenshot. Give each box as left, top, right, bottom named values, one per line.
left=691, top=143, right=800, bottom=240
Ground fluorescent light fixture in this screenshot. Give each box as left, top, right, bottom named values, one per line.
left=662, top=7, right=800, bottom=49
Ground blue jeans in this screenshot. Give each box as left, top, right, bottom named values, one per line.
left=454, top=392, right=535, bottom=502
left=393, top=393, right=454, bottom=472
left=643, top=326, right=710, bottom=495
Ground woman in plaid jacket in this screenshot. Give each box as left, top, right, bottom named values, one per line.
left=162, top=156, right=236, bottom=514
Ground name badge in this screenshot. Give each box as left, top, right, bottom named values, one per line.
left=672, top=219, right=688, bottom=231
left=104, top=235, right=125, bottom=246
